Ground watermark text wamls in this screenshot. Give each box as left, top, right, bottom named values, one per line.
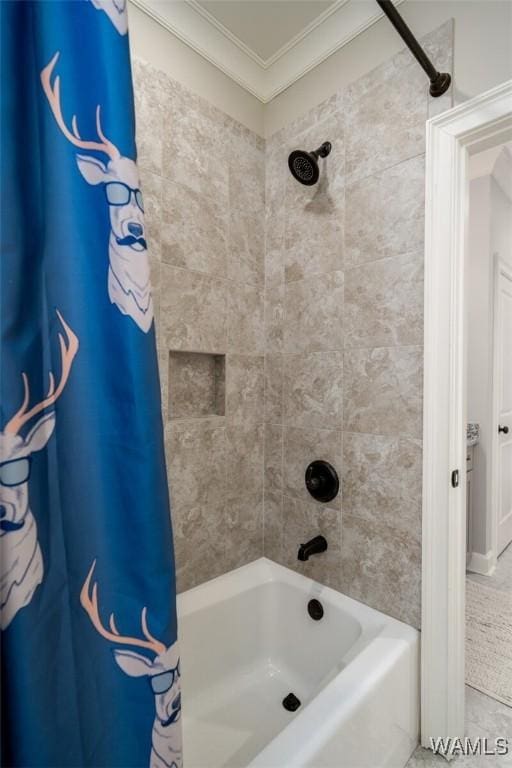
left=430, top=737, right=509, bottom=757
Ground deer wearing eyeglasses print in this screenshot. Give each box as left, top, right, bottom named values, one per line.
left=41, top=52, right=153, bottom=333
left=81, top=561, right=183, bottom=768
left=0, top=311, right=79, bottom=630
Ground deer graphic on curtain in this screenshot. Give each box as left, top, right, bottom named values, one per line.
left=0, top=311, right=79, bottom=629
left=81, top=561, right=183, bottom=768
left=41, top=53, right=154, bottom=333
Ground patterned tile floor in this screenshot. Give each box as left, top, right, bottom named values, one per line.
left=407, top=687, right=512, bottom=767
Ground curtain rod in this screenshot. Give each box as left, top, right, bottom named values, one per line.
left=376, top=0, right=451, bottom=97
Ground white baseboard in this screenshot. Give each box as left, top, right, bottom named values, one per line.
left=467, top=550, right=496, bottom=576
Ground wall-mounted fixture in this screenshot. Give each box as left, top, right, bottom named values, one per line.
left=376, top=0, right=451, bottom=97
left=307, top=599, right=324, bottom=621
left=288, top=142, right=331, bottom=186
left=297, top=535, right=328, bottom=562
left=305, top=460, right=339, bottom=502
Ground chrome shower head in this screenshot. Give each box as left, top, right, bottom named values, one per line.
left=288, top=142, right=332, bottom=186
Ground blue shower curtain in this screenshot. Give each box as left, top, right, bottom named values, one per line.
left=0, top=3, right=181, bottom=767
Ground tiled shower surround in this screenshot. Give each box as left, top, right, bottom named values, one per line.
left=133, top=20, right=453, bottom=628
left=132, top=59, right=266, bottom=594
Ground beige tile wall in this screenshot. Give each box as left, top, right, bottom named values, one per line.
left=133, top=20, right=453, bottom=626
left=263, top=22, right=453, bottom=629
left=133, top=59, right=266, bottom=593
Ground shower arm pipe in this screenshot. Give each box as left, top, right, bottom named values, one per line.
left=376, top=0, right=451, bottom=97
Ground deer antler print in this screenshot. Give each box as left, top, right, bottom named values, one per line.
left=1, top=310, right=79, bottom=630
left=40, top=52, right=154, bottom=333
left=79, top=561, right=182, bottom=768
left=80, top=560, right=166, bottom=655
left=40, top=52, right=120, bottom=161
left=4, top=310, right=79, bottom=436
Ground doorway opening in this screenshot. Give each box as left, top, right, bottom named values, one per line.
left=465, top=142, right=512, bottom=708
left=422, top=81, right=512, bottom=747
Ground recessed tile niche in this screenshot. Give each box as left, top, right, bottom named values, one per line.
left=168, top=351, right=225, bottom=419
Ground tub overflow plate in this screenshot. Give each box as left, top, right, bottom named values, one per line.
left=307, top=598, right=324, bottom=621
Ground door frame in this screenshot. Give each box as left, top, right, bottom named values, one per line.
left=422, top=80, right=512, bottom=747
left=491, top=257, right=512, bottom=561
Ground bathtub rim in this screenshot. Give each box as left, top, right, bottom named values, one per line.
left=177, top=557, right=419, bottom=768
left=177, top=557, right=417, bottom=639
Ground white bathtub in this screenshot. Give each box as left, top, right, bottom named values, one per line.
left=177, top=558, right=419, bottom=768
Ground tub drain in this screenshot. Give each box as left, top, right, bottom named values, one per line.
left=282, top=693, right=301, bottom=712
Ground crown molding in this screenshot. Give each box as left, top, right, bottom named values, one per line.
left=262, top=0, right=405, bottom=102
left=186, top=0, right=351, bottom=70
left=129, top=0, right=405, bottom=103
left=129, top=0, right=266, bottom=99
left=185, top=0, right=269, bottom=68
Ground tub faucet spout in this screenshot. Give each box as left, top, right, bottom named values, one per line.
left=297, top=535, right=328, bottom=561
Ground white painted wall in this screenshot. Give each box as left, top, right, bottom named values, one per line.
left=127, top=1, right=265, bottom=135
left=491, top=168, right=512, bottom=262
left=128, top=1, right=512, bottom=138
left=467, top=175, right=492, bottom=558
left=467, top=151, right=512, bottom=558
left=264, top=1, right=512, bottom=136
